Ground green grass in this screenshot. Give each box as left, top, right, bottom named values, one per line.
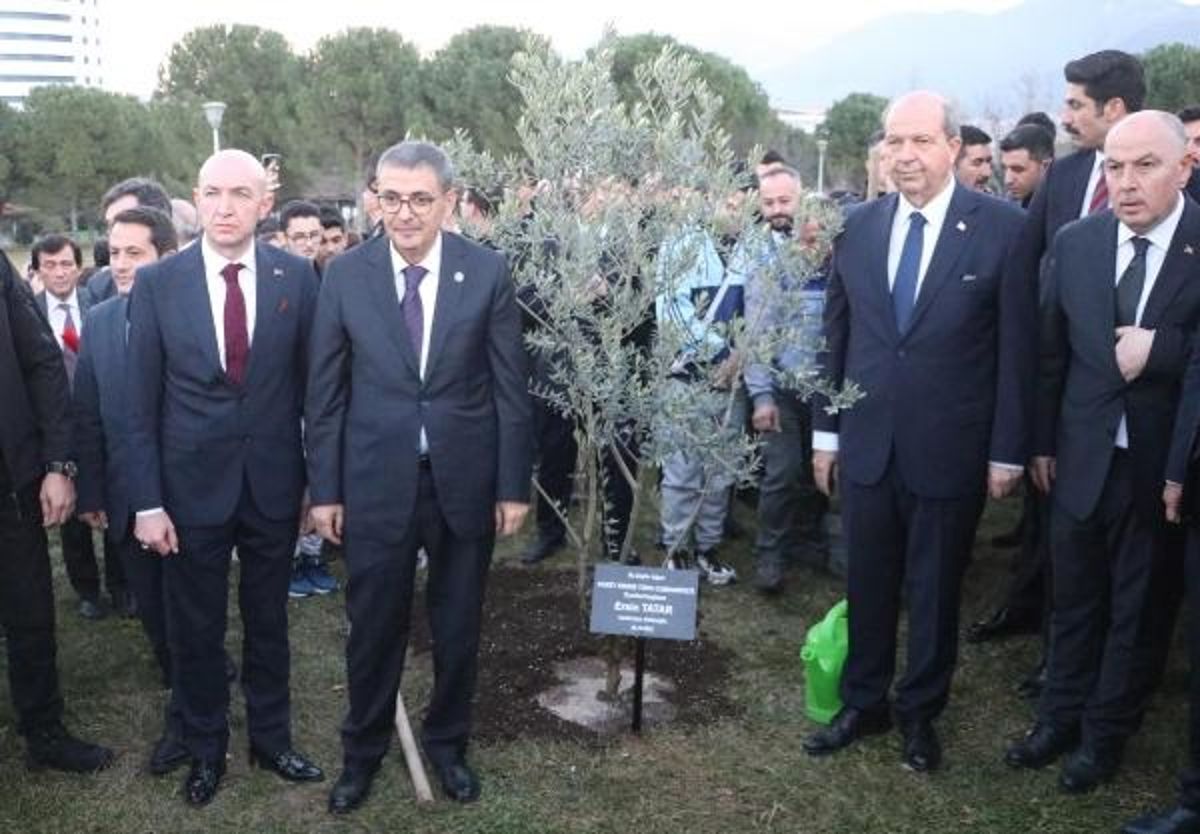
left=0, top=498, right=1186, bottom=834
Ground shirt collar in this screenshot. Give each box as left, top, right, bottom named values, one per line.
left=1117, top=192, right=1184, bottom=252
left=201, top=235, right=257, bottom=278
left=50, top=288, right=79, bottom=308
left=390, top=231, right=443, bottom=280
left=896, top=175, right=956, bottom=230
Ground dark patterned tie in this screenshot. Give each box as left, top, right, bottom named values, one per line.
left=1115, top=237, right=1150, bottom=328
left=402, top=264, right=428, bottom=362
left=1088, top=172, right=1109, bottom=215
left=221, top=262, right=249, bottom=385
left=892, top=211, right=926, bottom=331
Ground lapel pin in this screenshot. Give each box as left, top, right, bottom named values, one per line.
left=956, top=221, right=967, bottom=232
left=1186, top=245, right=1196, bottom=256
left=273, top=267, right=284, bottom=277
left=453, top=271, right=464, bottom=283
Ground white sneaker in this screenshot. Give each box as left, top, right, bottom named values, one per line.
left=696, top=550, right=736, bottom=585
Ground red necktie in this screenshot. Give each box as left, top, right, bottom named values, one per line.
left=1088, top=173, right=1109, bottom=215
left=59, top=303, right=78, bottom=383
left=221, top=262, right=249, bottom=386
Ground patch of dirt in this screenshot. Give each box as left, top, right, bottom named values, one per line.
left=408, top=566, right=740, bottom=744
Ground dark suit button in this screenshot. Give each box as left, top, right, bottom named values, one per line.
left=897, top=349, right=906, bottom=358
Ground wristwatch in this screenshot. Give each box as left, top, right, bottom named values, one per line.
left=45, top=461, right=77, bottom=479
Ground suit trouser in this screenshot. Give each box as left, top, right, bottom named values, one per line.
left=1038, top=452, right=1167, bottom=752
left=340, top=464, right=493, bottom=767
left=110, top=527, right=171, bottom=685
left=754, top=392, right=828, bottom=580
left=839, top=459, right=984, bottom=721
left=1180, top=529, right=1200, bottom=810
left=1004, top=479, right=1049, bottom=622
left=60, top=516, right=123, bottom=602
left=166, top=485, right=296, bottom=761
left=0, top=483, right=65, bottom=734
left=532, top=398, right=577, bottom=541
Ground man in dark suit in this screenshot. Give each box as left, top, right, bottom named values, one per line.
left=306, top=140, right=532, bottom=814
left=32, top=234, right=127, bottom=620
left=1006, top=111, right=1200, bottom=796
left=969, top=51, right=1146, bottom=682
left=126, top=150, right=324, bottom=806
left=801, top=90, right=1033, bottom=772
left=74, top=206, right=186, bottom=775
left=86, top=177, right=174, bottom=304
left=0, top=246, right=113, bottom=773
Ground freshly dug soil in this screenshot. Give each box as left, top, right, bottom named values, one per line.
left=408, top=565, right=741, bottom=744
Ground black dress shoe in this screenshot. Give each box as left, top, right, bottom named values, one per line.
left=802, top=706, right=893, bottom=756
left=184, top=758, right=225, bottom=806
left=521, top=533, right=565, bottom=565
left=1005, top=722, right=1079, bottom=769
left=328, top=760, right=381, bottom=815
left=248, top=747, right=324, bottom=782
left=435, top=760, right=481, bottom=803
left=148, top=733, right=190, bottom=775
left=111, top=588, right=137, bottom=619
left=900, top=719, right=941, bottom=773
left=966, top=607, right=1039, bottom=644
left=1016, top=660, right=1047, bottom=700
left=77, top=597, right=106, bottom=620
left=1058, top=747, right=1120, bottom=794
left=25, top=723, right=114, bottom=773
left=1122, top=806, right=1200, bottom=834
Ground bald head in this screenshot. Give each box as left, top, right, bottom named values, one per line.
left=882, top=90, right=962, bottom=208
left=1103, top=109, right=1192, bottom=234
left=194, top=149, right=273, bottom=258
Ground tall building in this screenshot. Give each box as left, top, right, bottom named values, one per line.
left=0, top=0, right=103, bottom=108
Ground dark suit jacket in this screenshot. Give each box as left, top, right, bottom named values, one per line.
left=83, top=267, right=116, bottom=304
left=0, top=250, right=71, bottom=490
left=1039, top=197, right=1200, bottom=523
left=73, top=294, right=133, bottom=539
left=813, top=183, right=1032, bottom=498
left=305, top=232, right=533, bottom=546
left=125, top=241, right=319, bottom=526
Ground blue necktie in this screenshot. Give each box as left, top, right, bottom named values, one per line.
left=893, top=211, right=926, bottom=331
left=402, top=264, right=427, bottom=361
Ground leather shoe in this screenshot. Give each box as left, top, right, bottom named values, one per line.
left=25, top=723, right=114, bottom=773
left=966, top=606, right=1039, bottom=644
left=148, top=733, right=189, bottom=775
left=521, top=532, right=565, bottom=565
left=1016, top=660, right=1047, bottom=700
left=248, top=747, right=324, bottom=782
left=900, top=719, right=941, bottom=772
left=1005, top=722, right=1078, bottom=769
left=436, top=759, right=481, bottom=802
left=184, top=758, right=224, bottom=806
left=802, top=706, right=893, bottom=756
left=77, top=597, right=106, bottom=620
left=1122, top=806, right=1200, bottom=834
left=328, top=760, right=381, bottom=815
left=1058, top=746, right=1120, bottom=794
left=111, top=588, right=137, bottom=619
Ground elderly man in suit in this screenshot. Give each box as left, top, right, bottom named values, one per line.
left=306, top=140, right=532, bottom=814
left=1006, top=111, right=1200, bottom=796
left=801, top=90, right=1033, bottom=772
left=126, top=150, right=324, bottom=806
left=74, top=206, right=185, bottom=776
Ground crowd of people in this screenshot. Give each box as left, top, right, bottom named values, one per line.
left=2, top=45, right=1200, bottom=833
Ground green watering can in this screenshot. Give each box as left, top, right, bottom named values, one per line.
left=801, top=599, right=848, bottom=725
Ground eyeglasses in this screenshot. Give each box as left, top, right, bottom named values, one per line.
left=286, top=231, right=323, bottom=244
left=377, top=190, right=439, bottom=215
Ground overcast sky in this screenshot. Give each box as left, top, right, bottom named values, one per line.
left=101, top=0, right=1030, bottom=103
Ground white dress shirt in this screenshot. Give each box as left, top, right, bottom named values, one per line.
left=390, top=232, right=443, bottom=453
left=46, top=287, right=83, bottom=348
left=813, top=177, right=955, bottom=454
left=1080, top=151, right=1107, bottom=218
left=201, top=236, right=258, bottom=370
left=1114, top=192, right=1184, bottom=449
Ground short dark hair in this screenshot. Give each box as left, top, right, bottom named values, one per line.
left=318, top=207, right=345, bottom=232
left=959, top=124, right=992, bottom=147
left=759, top=149, right=788, bottom=166
left=110, top=206, right=178, bottom=256
left=279, top=200, right=321, bottom=231
left=462, top=186, right=498, bottom=217
left=1064, top=50, right=1145, bottom=113
left=31, top=234, right=81, bottom=269
left=99, top=177, right=171, bottom=216
left=256, top=216, right=281, bottom=237
left=1017, top=111, right=1057, bottom=141
left=92, top=238, right=109, bottom=268
left=999, top=124, right=1056, bottom=162
left=1178, top=105, right=1200, bottom=125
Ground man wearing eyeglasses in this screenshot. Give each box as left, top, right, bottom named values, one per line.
left=280, top=200, right=324, bottom=265
left=306, top=140, right=532, bottom=814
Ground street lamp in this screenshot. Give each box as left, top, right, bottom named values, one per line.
left=202, top=101, right=226, bottom=153
left=816, top=138, right=829, bottom=194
